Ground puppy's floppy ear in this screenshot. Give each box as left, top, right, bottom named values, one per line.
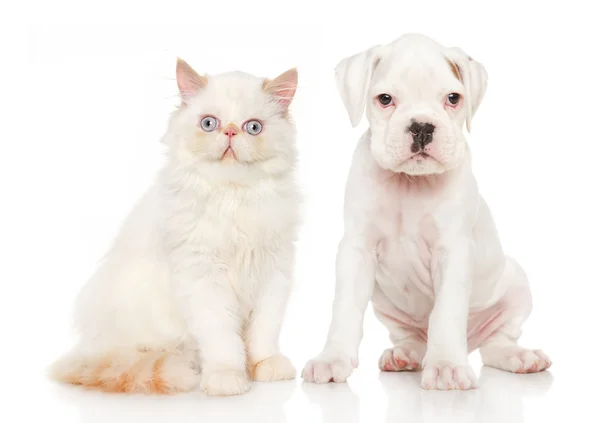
left=334, top=45, right=388, bottom=127
left=445, top=47, right=488, bottom=133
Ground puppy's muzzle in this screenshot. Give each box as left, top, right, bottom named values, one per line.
left=408, top=121, right=435, bottom=153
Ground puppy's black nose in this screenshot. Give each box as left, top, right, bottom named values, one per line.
left=408, top=122, right=435, bottom=150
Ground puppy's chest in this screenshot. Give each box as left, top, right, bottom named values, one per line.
left=372, top=193, right=441, bottom=313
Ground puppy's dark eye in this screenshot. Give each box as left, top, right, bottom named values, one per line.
left=378, top=93, right=393, bottom=106
left=446, top=93, right=461, bottom=106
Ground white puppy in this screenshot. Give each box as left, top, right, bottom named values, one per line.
left=302, top=33, right=551, bottom=390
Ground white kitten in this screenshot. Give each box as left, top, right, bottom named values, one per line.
left=49, top=59, right=301, bottom=396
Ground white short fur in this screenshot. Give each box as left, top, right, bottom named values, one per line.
left=49, top=60, right=301, bottom=396
left=302, top=33, right=551, bottom=390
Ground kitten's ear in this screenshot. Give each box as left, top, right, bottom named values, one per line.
left=176, top=58, right=207, bottom=105
left=263, top=68, right=298, bottom=110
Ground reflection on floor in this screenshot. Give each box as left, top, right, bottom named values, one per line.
left=49, top=365, right=554, bottom=423
left=304, top=366, right=554, bottom=423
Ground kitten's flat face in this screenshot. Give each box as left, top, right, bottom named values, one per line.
left=184, top=72, right=293, bottom=165
left=169, top=60, right=298, bottom=182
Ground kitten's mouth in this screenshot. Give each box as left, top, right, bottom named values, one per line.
left=221, top=146, right=237, bottom=161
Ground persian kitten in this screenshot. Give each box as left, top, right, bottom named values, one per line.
left=49, top=58, right=301, bottom=396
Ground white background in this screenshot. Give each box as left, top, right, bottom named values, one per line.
left=7, top=1, right=600, bottom=421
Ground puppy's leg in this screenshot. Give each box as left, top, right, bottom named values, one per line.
left=479, top=257, right=552, bottom=373
left=421, top=236, right=477, bottom=390
left=302, top=235, right=376, bottom=383
left=372, top=288, right=426, bottom=372
left=377, top=325, right=427, bottom=372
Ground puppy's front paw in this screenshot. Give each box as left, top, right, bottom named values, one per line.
left=200, top=369, right=250, bottom=396
left=252, top=354, right=296, bottom=382
left=421, top=361, right=477, bottom=390
left=378, top=344, right=424, bottom=371
left=302, top=350, right=356, bottom=384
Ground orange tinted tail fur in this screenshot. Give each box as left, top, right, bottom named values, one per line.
left=49, top=349, right=198, bottom=394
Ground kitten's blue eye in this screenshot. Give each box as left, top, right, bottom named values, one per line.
left=200, top=116, right=218, bottom=132
left=244, top=120, right=262, bottom=136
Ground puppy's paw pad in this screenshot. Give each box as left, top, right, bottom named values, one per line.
left=200, top=369, right=250, bottom=396
left=252, top=354, right=296, bottom=382
left=421, top=362, right=477, bottom=390
left=302, top=353, right=355, bottom=384
left=378, top=345, right=423, bottom=372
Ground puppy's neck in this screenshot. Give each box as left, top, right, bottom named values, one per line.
left=376, top=160, right=470, bottom=197
left=386, top=171, right=451, bottom=193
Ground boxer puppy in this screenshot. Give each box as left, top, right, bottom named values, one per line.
left=302, top=33, right=551, bottom=390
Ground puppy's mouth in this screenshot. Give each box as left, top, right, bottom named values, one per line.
left=410, top=152, right=432, bottom=160
left=405, top=151, right=443, bottom=168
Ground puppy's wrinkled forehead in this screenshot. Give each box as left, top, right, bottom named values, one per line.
left=334, top=33, right=487, bottom=131
left=372, top=42, right=463, bottom=96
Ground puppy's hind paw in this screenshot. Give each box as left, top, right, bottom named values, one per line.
left=482, top=347, right=551, bottom=374
left=378, top=345, right=424, bottom=372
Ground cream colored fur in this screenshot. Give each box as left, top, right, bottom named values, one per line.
left=49, top=59, right=301, bottom=396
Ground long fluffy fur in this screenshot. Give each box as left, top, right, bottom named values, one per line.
left=49, top=62, right=300, bottom=395
left=49, top=349, right=198, bottom=394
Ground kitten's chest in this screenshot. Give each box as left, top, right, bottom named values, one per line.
left=214, top=195, right=291, bottom=244
left=189, top=185, right=299, bottom=250
left=203, top=188, right=298, bottom=308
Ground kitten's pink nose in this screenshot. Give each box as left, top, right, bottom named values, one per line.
left=223, top=126, right=238, bottom=140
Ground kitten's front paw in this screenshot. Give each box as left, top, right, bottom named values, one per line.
left=252, top=354, right=296, bottom=382
left=421, top=361, right=477, bottom=390
left=200, top=369, right=250, bottom=396
left=302, top=350, right=356, bottom=384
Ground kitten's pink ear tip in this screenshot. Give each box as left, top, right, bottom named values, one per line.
left=283, top=68, right=299, bottom=89
left=175, top=57, right=208, bottom=105
left=176, top=57, right=189, bottom=71
left=287, top=67, right=299, bottom=80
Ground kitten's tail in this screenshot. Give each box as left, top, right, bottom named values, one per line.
left=48, top=348, right=198, bottom=394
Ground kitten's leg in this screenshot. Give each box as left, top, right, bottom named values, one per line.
left=172, top=253, right=249, bottom=396
left=246, top=261, right=296, bottom=382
